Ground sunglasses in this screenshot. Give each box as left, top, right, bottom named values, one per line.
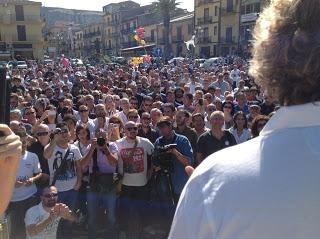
left=43, top=193, right=58, bottom=198
left=142, top=117, right=151, bottom=120
left=224, top=106, right=232, bottom=109
left=128, top=115, right=138, bottom=119
left=79, top=109, right=88, bottom=113
left=56, top=128, right=69, bottom=134
left=126, top=127, right=138, bottom=132
left=144, top=104, right=152, bottom=107
left=36, top=132, right=49, bottom=137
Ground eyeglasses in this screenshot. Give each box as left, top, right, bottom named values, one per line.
left=43, top=193, right=58, bottom=198
left=128, top=115, right=138, bottom=119
left=79, top=109, right=88, bottom=113
left=144, top=104, right=152, bottom=107
left=142, top=117, right=151, bottom=120
left=36, top=132, right=49, bottom=137
left=126, top=127, right=138, bottom=132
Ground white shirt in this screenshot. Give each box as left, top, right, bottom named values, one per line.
left=230, top=127, right=251, bottom=144
left=11, top=151, right=41, bottom=202
left=25, top=203, right=61, bottom=239
left=170, top=102, right=320, bottom=239
left=47, top=144, right=82, bottom=192
left=116, top=137, right=154, bottom=187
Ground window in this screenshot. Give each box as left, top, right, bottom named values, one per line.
left=151, top=29, right=155, bottom=42
left=214, top=26, right=217, bottom=36
left=17, top=25, right=26, bottom=41
left=227, top=0, right=233, bottom=12
left=177, top=26, right=182, bottom=41
left=188, top=24, right=193, bottom=35
left=215, top=6, right=218, bottom=16
left=204, top=8, right=209, bottom=19
left=15, top=5, right=24, bottom=21
left=254, top=2, right=260, bottom=12
left=203, top=27, right=209, bottom=37
left=246, top=4, right=252, bottom=14
left=241, top=5, right=245, bottom=14
left=226, top=27, right=233, bottom=43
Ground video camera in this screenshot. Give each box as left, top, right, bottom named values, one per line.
left=153, top=144, right=177, bottom=173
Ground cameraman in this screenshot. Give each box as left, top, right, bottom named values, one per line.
left=80, top=129, right=118, bottom=238
left=152, top=116, right=193, bottom=234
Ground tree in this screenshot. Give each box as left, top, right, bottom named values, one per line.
left=153, top=0, right=180, bottom=61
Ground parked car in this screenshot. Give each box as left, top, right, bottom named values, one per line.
left=201, top=57, right=225, bottom=69
left=17, top=61, right=28, bottom=69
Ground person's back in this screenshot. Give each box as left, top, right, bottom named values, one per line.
left=170, top=0, right=320, bottom=238
left=170, top=103, right=320, bottom=238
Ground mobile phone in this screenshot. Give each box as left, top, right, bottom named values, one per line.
left=0, top=67, right=10, bottom=136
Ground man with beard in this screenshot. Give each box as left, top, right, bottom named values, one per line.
left=25, top=186, right=76, bottom=239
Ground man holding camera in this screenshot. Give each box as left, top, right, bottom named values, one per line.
left=25, top=186, right=77, bottom=239
left=80, top=129, right=118, bottom=238
left=152, top=116, right=193, bottom=235
left=116, top=121, right=154, bottom=239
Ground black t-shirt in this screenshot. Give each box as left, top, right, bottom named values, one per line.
left=138, top=127, right=160, bottom=144
left=28, top=141, right=50, bottom=175
left=196, top=130, right=237, bottom=160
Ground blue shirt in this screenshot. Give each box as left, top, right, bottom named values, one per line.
left=154, top=132, right=193, bottom=194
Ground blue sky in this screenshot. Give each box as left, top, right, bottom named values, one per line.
left=34, top=0, right=194, bottom=12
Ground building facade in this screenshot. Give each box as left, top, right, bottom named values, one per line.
left=0, top=0, right=44, bottom=60
left=157, top=14, right=194, bottom=57
left=83, top=22, right=103, bottom=56
left=239, top=0, right=268, bottom=55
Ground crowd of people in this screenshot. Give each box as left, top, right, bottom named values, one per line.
left=6, top=56, right=277, bottom=239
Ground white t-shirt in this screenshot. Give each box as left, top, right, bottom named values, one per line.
left=25, top=203, right=61, bottom=239
left=11, top=151, right=41, bottom=202
left=230, top=127, right=251, bottom=144
left=47, top=144, right=82, bottom=192
left=116, top=137, right=154, bottom=187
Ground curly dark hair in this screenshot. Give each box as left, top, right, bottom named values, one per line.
left=249, top=0, right=320, bottom=105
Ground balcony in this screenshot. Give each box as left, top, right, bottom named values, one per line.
left=111, top=32, right=120, bottom=37
left=4, top=35, right=43, bottom=43
left=121, top=28, right=132, bottom=35
left=144, top=37, right=156, bottom=43
left=197, top=17, right=213, bottom=25
left=196, top=0, right=215, bottom=7
left=220, top=36, right=238, bottom=44
left=198, top=36, right=212, bottom=44
left=122, top=41, right=138, bottom=49
left=221, top=6, right=239, bottom=15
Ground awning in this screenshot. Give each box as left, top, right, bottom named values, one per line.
left=121, top=44, right=156, bottom=52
